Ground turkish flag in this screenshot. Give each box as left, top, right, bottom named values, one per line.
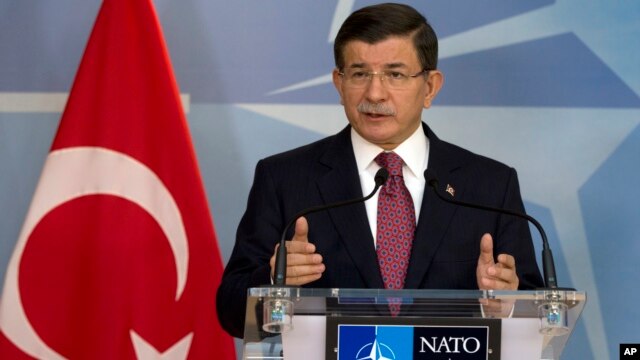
left=0, top=0, right=236, bottom=359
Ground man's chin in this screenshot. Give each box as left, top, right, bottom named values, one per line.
left=359, top=131, right=400, bottom=149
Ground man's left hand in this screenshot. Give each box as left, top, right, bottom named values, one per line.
left=476, top=233, right=519, bottom=290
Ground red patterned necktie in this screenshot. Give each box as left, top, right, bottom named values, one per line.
left=374, top=151, right=416, bottom=292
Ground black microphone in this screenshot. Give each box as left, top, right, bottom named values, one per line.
left=424, top=169, right=559, bottom=289
left=272, top=167, right=389, bottom=286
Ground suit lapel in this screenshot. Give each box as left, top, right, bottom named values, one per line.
left=316, top=127, right=384, bottom=288
left=405, top=125, right=465, bottom=288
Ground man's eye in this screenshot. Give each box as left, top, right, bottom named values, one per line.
left=351, top=71, right=367, bottom=79
left=388, top=72, right=406, bottom=79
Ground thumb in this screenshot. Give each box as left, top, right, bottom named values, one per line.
left=291, top=216, right=309, bottom=242
left=479, top=233, right=495, bottom=265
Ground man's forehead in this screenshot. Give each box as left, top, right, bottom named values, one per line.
left=342, top=37, right=419, bottom=68
left=346, top=62, right=409, bottom=69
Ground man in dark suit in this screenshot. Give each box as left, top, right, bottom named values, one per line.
left=216, top=3, right=544, bottom=338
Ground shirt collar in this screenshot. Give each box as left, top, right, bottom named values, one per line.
left=351, top=123, right=428, bottom=179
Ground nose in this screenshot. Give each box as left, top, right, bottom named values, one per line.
left=364, top=73, right=388, bottom=103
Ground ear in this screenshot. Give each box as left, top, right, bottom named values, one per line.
left=423, top=70, right=444, bottom=109
left=332, top=68, right=345, bottom=104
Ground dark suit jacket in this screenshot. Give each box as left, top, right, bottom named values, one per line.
left=216, top=123, right=543, bottom=338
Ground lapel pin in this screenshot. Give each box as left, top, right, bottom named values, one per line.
left=446, top=184, right=455, bottom=197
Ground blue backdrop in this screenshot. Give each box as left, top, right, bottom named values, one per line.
left=1, top=1, right=639, bottom=359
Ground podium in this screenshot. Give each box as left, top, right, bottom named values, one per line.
left=242, top=287, right=585, bottom=360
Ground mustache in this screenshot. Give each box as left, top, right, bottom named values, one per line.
left=357, top=102, right=396, bottom=116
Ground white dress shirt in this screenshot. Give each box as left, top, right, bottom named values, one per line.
left=351, top=123, right=430, bottom=244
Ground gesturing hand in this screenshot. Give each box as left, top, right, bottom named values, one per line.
left=476, top=233, right=519, bottom=290
left=270, top=217, right=325, bottom=285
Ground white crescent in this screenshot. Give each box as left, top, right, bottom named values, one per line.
left=0, top=146, right=189, bottom=359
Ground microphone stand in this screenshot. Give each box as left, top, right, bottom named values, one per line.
left=425, top=169, right=574, bottom=336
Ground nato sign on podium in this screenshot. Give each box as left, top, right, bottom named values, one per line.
left=241, top=287, right=585, bottom=360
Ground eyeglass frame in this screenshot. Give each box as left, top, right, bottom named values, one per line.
left=337, top=68, right=431, bottom=89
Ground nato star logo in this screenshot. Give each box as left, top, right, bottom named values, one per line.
left=356, top=337, right=396, bottom=360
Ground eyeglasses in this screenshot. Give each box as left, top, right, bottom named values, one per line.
left=338, top=69, right=429, bottom=89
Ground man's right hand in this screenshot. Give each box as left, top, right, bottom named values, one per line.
left=269, top=216, right=325, bottom=285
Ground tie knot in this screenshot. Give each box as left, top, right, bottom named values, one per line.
left=375, top=151, right=404, bottom=177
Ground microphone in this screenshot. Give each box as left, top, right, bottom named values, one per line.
left=272, top=167, right=389, bottom=286
left=423, top=169, right=559, bottom=289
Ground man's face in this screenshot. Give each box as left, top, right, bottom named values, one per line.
left=333, top=36, right=442, bottom=150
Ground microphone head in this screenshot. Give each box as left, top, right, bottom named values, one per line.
left=423, top=169, right=439, bottom=188
left=374, top=167, right=390, bottom=186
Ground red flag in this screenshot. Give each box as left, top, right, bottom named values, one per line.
left=0, top=0, right=236, bottom=358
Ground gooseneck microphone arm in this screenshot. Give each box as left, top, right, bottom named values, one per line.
left=423, top=169, right=558, bottom=289
left=272, top=167, right=390, bottom=286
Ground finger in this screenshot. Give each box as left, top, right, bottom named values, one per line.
left=291, top=217, right=309, bottom=242
left=478, top=233, right=495, bottom=265
left=270, top=241, right=318, bottom=277
left=287, top=263, right=326, bottom=278
left=486, top=254, right=516, bottom=282
left=486, top=265, right=516, bottom=281
left=496, top=253, right=516, bottom=270
left=286, top=272, right=323, bottom=286
left=480, top=276, right=512, bottom=290
left=285, top=239, right=316, bottom=254
left=482, top=266, right=519, bottom=290
left=481, top=278, right=518, bottom=290
left=497, top=254, right=519, bottom=290
left=286, top=262, right=325, bottom=286
left=287, top=252, right=323, bottom=266
left=270, top=242, right=313, bottom=266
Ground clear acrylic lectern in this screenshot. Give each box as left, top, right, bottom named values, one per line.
left=242, top=287, right=585, bottom=360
